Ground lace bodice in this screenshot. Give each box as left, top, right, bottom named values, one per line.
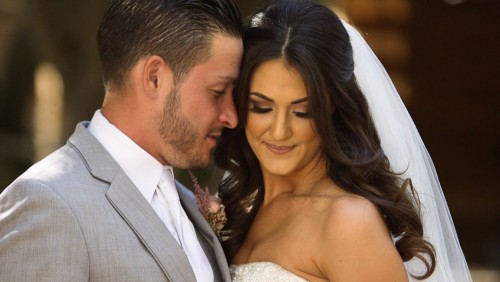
left=230, top=262, right=308, bottom=282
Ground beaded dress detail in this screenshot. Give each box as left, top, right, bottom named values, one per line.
left=230, top=262, right=308, bottom=282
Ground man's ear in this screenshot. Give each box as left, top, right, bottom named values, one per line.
left=143, top=55, right=173, bottom=98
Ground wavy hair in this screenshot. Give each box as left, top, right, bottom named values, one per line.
left=214, top=0, right=435, bottom=279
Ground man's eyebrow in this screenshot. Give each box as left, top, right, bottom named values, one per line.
left=218, top=75, right=238, bottom=84
left=249, top=92, right=273, bottom=102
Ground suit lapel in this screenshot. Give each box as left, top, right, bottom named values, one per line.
left=177, top=183, right=231, bottom=282
left=68, top=122, right=196, bottom=282
left=106, top=173, right=196, bottom=282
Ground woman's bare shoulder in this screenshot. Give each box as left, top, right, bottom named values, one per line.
left=327, top=194, right=383, bottom=229
left=315, top=194, right=408, bottom=281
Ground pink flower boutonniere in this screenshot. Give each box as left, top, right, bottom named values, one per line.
left=189, top=171, right=227, bottom=238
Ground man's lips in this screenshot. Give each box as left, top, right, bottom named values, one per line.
left=265, top=143, right=295, bottom=154
left=207, top=133, right=221, bottom=145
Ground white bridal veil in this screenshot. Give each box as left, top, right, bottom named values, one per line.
left=342, top=21, right=472, bottom=281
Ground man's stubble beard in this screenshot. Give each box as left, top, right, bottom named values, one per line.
left=157, top=86, right=207, bottom=169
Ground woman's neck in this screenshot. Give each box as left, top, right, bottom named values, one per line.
left=261, top=158, right=331, bottom=206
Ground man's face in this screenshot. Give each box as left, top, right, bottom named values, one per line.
left=155, top=33, right=243, bottom=169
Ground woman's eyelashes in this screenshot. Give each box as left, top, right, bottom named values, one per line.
left=293, top=110, right=311, bottom=119
left=248, top=101, right=311, bottom=119
left=249, top=104, right=272, bottom=114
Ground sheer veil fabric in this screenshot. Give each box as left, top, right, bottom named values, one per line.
left=342, top=21, right=472, bottom=281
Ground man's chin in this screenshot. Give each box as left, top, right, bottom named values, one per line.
left=182, top=155, right=211, bottom=170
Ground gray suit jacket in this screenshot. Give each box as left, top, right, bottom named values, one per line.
left=0, top=122, right=230, bottom=282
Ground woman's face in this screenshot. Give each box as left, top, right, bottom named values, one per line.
left=245, top=59, right=323, bottom=177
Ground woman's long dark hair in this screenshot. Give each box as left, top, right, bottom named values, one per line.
left=214, top=0, right=435, bottom=279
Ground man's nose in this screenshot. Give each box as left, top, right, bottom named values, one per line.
left=220, top=93, right=238, bottom=129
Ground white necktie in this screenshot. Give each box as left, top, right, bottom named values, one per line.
left=156, top=167, right=213, bottom=282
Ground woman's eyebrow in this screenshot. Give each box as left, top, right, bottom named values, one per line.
left=249, top=92, right=273, bottom=102
left=249, top=93, right=308, bottom=105
left=291, top=97, right=308, bottom=105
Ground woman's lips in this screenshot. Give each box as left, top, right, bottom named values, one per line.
left=265, top=143, right=295, bottom=154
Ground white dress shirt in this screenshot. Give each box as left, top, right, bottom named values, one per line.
left=87, top=110, right=213, bottom=281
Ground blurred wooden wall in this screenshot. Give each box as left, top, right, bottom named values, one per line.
left=410, top=0, right=500, bottom=269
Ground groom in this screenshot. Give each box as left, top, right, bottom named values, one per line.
left=0, top=0, right=242, bottom=281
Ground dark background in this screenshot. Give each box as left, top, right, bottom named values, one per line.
left=0, top=0, right=498, bottom=278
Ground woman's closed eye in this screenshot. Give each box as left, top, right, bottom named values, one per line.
left=248, top=101, right=311, bottom=118
left=249, top=105, right=272, bottom=114
left=292, top=103, right=311, bottom=119
left=293, top=110, right=311, bottom=119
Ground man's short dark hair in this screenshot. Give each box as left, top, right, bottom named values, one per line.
left=97, top=0, right=243, bottom=90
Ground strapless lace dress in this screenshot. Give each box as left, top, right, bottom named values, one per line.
left=230, top=262, right=308, bottom=282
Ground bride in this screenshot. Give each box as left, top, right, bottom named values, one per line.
left=214, top=0, right=472, bottom=281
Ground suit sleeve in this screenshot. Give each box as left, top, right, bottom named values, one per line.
left=0, top=179, right=89, bottom=281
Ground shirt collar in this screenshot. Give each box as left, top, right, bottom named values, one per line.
left=87, top=110, right=175, bottom=202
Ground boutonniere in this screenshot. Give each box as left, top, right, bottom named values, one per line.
left=189, top=171, right=227, bottom=238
